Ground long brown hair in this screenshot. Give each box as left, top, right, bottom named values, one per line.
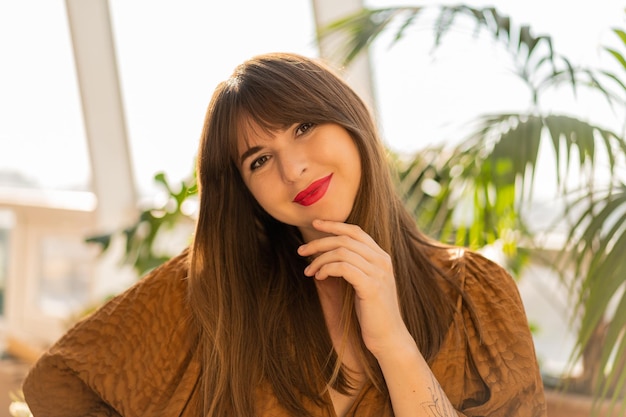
left=189, top=52, right=457, bottom=416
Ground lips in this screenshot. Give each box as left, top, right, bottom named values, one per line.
left=293, top=174, right=333, bottom=206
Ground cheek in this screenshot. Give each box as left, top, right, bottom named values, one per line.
left=337, top=142, right=361, bottom=180
left=246, top=180, right=278, bottom=214
left=246, top=182, right=265, bottom=205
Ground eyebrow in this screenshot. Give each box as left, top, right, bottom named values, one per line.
left=239, top=145, right=264, bottom=166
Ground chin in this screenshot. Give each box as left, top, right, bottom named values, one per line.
left=322, top=208, right=353, bottom=224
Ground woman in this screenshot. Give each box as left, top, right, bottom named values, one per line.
left=23, top=52, right=546, bottom=417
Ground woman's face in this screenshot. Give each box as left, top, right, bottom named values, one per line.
left=237, top=121, right=362, bottom=242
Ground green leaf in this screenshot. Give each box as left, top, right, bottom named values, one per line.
left=614, top=28, right=626, bottom=45
left=606, top=47, right=626, bottom=71
left=85, top=233, right=112, bottom=252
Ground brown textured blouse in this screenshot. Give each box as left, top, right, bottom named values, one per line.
left=23, top=248, right=547, bottom=417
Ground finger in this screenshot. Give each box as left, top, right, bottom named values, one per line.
left=298, top=234, right=373, bottom=262
left=304, top=245, right=369, bottom=278
left=313, top=261, right=389, bottom=304
left=312, top=260, right=368, bottom=285
left=299, top=234, right=392, bottom=276
left=311, top=219, right=378, bottom=247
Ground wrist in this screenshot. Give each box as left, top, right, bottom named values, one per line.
left=370, top=330, right=420, bottom=363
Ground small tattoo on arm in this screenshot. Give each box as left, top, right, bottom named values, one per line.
left=420, top=374, right=457, bottom=417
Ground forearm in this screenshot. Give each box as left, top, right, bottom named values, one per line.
left=375, top=333, right=461, bottom=417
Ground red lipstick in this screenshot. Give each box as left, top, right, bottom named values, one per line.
left=293, top=174, right=333, bottom=206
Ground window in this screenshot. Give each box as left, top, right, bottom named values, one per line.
left=0, top=0, right=90, bottom=192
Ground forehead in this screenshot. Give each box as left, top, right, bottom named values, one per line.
left=236, top=116, right=288, bottom=154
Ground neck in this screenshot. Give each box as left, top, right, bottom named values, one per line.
left=299, top=225, right=334, bottom=244
left=315, top=277, right=344, bottom=324
left=316, top=277, right=365, bottom=399
left=315, top=277, right=352, bottom=360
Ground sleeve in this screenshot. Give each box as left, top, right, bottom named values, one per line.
left=22, top=358, right=121, bottom=417
left=431, top=250, right=547, bottom=417
left=22, top=250, right=202, bottom=417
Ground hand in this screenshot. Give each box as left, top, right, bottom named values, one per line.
left=297, top=219, right=412, bottom=357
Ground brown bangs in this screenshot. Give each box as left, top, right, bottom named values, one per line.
left=221, top=53, right=364, bottom=165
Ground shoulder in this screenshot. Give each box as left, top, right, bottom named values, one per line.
left=429, top=247, right=547, bottom=415
left=24, top=249, right=201, bottom=416
left=99, top=248, right=192, bottom=314
left=70, top=248, right=195, bottom=342
left=430, top=246, right=523, bottom=309
left=36, top=247, right=192, bottom=343
left=428, top=246, right=534, bottom=362
left=59, top=247, right=197, bottom=362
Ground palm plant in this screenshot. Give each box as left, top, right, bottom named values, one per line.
left=563, top=27, right=626, bottom=412
left=323, top=4, right=626, bottom=414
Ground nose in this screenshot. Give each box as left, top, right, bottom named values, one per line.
left=277, top=151, right=307, bottom=183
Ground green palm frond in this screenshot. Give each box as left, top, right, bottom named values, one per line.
left=320, top=7, right=422, bottom=64
left=465, top=114, right=622, bottom=194
left=321, top=5, right=581, bottom=104
left=606, top=28, right=626, bottom=74
left=602, top=29, right=626, bottom=109
left=395, top=114, right=622, bottom=250
left=564, top=185, right=626, bottom=413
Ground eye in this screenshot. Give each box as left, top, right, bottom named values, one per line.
left=295, top=122, right=315, bottom=136
left=250, top=154, right=271, bottom=171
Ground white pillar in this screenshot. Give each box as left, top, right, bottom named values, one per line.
left=311, top=0, right=377, bottom=112
left=65, top=0, right=137, bottom=298
left=65, top=0, right=137, bottom=231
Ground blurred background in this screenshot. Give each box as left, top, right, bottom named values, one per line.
left=1, top=0, right=625, bottom=415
